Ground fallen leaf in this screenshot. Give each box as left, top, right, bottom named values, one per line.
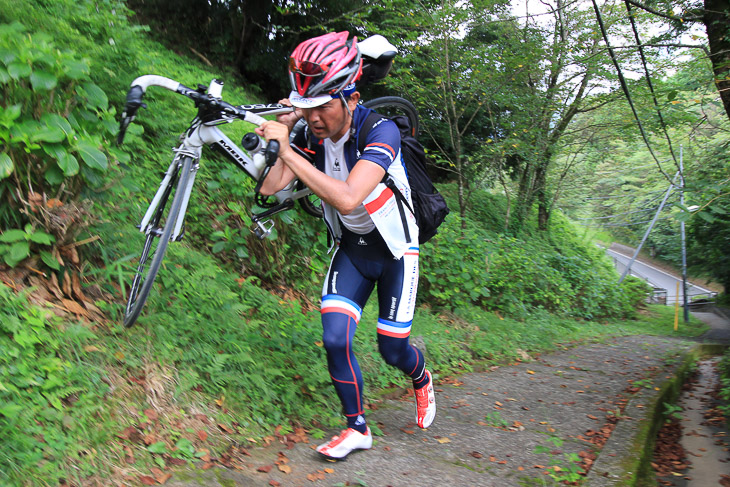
left=201, top=462, right=215, bottom=470
left=324, top=468, right=334, bottom=473
left=436, top=437, right=451, bottom=444
left=278, top=464, right=292, bottom=474
left=139, top=476, right=156, bottom=486
left=152, top=470, right=172, bottom=484
left=61, top=298, right=88, bottom=316
left=269, top=481, right=281, bottom=487
left=470, top=451, right=483, bottom=458
left=144, top=409, right=158, bottom=421
left=71, top=272, right=87, bottom=302
left=307, top=471, right=326, bottom=481
left=197, top=430, right=208, bottom=442
left=527, top=370, right=535, bottom=375
left=218, top=423, right=235, bottom=434
left=257, top=465, right=273, bottom=473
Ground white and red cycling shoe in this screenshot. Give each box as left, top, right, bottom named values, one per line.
left=415, top=369, right=436, bottom=428
left=316, top=427, right=372, bottom=460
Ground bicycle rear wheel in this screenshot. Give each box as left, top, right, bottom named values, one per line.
left=362, top=96, right=419, bottom=137
left=123, top=156, right=194, bottom=327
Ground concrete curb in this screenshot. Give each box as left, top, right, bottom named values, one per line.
left=585, top=345, right=700, bottom=486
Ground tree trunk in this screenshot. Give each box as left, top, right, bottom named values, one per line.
left=704, top=0, right=730, bottom=121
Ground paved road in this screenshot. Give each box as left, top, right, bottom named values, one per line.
left=168, top=334, right=714, bottom=487
left=605, top=247, right=714, bottom=305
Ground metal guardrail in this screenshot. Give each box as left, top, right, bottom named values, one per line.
left=648, top=287, right=717, bottom=306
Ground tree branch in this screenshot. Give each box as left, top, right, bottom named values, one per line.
left=624, top=0, right=702, bottom=22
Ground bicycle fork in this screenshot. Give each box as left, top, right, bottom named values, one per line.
left=139, top=156, right=198, bottom=242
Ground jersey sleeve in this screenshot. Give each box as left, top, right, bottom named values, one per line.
left=358, top=118, right=401, bottom=171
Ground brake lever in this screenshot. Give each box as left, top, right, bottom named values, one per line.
left=117, top=85, right=147, bottom=145
left=264, top=140, right=280, bottom=167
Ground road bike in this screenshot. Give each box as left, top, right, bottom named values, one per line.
left=117, top=35, right=419, bottom=328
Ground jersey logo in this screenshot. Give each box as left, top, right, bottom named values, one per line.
left=358, top=237, right=368, bottom=246
left=333, top=157, right=341, bottom=171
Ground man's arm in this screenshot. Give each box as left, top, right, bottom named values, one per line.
left=257, top=120, right=385, bottom=214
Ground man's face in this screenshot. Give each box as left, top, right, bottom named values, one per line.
left=300, top=95, right=358, bottom=142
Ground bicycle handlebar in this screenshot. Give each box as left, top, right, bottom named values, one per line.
left=116, top=75, right=285, bottom=145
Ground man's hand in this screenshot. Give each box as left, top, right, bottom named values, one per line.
left=255, top=120, right=292, bottom=158
left=275, top=98, right=302, bottom=130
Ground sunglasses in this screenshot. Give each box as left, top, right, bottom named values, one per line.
left=289, top=58, right=329, bottom=77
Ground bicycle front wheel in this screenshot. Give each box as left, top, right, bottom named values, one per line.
left=362, top=96, right=419, bottom=137
left=123, top=156, right=194, bottom=327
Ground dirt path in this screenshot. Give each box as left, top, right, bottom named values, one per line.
left=168, top=334, right=706, bottom=487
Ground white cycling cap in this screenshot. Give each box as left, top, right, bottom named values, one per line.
left=288, top=83, right=357, bottom=108
left=288, top=91, right=333, bottom=108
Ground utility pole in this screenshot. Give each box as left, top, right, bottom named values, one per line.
left=680, top=147, right=689, bottom=323
left=618, top=171, right=680, bottom=284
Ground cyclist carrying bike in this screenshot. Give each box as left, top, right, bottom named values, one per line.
left=257, top=31, right=435, bottom=460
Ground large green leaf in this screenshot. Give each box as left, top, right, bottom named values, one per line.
left=0, top=153, right=12, bottom=179
left=7, top=62, right=30, bottom=79
left=79, top=82, right=108, bottom=109
left=29, top=231, right=54, bottom=245
left=30, top=70, right=57, bottom=91
left=8, top=241, right=30, bottom=265
left=40, top=251, right=61, bottom=271
left=0, top=230, right=26, bottom=243
left=41, top=113, right=73, bottom=138
left=63, top=59, right=88, bottom=80
left=0, top=104, right=21, bottom=127
left=76, top=141, right=108, bottom=171
left=44, top=165, right=64, bottom=185
left=57, top=152, right=79, bottom=176
left=31, top=125, right=66, bottom=143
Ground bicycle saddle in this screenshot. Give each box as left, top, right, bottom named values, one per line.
left=358, top=35, right=398, bottom=86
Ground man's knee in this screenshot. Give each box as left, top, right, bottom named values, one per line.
left=322, top=330, right=350, bottom=356
left=378, top=338, right=408, bottom=366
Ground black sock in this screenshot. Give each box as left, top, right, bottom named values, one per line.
left=347, top=414, right=368, bottom=434
left=413, top=367, right=430, bottom=390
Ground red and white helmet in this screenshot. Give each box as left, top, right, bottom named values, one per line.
left=288, top=31, right=362, bottom=108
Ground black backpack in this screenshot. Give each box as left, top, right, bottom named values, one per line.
left=358, top=112, right=450, bottom=244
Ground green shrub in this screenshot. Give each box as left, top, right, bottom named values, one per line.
left=0, top=21, right=125, bottom=242
left=419, top=214, right=493, bottom=308
left=0, top=284, right=112, bottom=485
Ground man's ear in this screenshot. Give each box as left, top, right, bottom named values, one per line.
left=348, top=91, right=361, bottom=110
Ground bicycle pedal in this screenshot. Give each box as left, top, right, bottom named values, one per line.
left=251, top=219, right=275, bottom=239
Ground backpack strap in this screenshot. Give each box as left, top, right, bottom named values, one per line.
left=358, top=110, right=414, bottom=244
left=382, top=176, right=412, bottom=243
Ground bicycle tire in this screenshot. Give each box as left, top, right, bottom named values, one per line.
left=123, top=156, right=194, bottom=327
left=298, top=184, right=323, bottom=218
left=362, top=96, right=419, bottom=137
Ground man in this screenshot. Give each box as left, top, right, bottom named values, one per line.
left=256, top=31, right=435, bottom=460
